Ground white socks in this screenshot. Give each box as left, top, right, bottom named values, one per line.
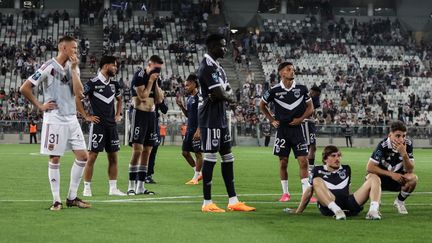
left=300, top=178, right=310, bottom=193
left=328, top=201, right=342, bottom=214
left=84, top=181, right=91, bottom=190
left=193, top=171, right=200, bottom=180
left=369, top=201, right=380, bottom=212
left=136, top=181, right=146, bottom=192
left=228, top=196, right=239, bottom=205
left=109, top=180, right=117, bottom=190
left=48, top=162, right=61, bottom=203
left=281, top=180, right=289, bottom=194
left=128, top=180, right=136, bottom=191
left=67, top=159, right=86, bottom=200
left=203, top=200, right=213, bottom=207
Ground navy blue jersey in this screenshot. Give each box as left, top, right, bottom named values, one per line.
left=186, top=94, right=199, bottom=130
left=310, top=165, right=351, bottom=198
left=197, top=54, right=229, bottom=128
left=83, top=73, right=121, bottom=127
left=370, top=137, right=414, bottom=173
left=131, top=69, right=157, bottom=97
left=261, top=81, right=311, bottom=124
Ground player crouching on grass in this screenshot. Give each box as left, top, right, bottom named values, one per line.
left=367, top=121, right=418, bottom=214
left=291, top=145, right=382, bottom=220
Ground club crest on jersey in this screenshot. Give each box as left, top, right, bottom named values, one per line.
left=212, top=139, right=219, bottom=147
left=211, top=72, right=218, bottom=82
left=293, top=89, right=301, bottom=98
left=48, top=144, right=55, bottom=151
left=338, top=170, right=347, bottom=180
left=110, top=84, right=116, bottom=93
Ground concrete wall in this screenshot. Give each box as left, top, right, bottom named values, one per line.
left=396, top=0, right=431, bottom=32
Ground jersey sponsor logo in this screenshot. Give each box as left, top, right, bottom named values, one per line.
left=32, top=71, right=42, bottom=80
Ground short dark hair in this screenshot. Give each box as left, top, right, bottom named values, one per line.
left=186, top=73, right=199, bottom=87
left=278, top=62, right=293, bottom=72
left=311, top=84, right=321, bottom=93
left=58, top=36, right=76, bottom=43
left=99, top=55, right=117, bottom=69
left=322, top=145, right=340, bottom=163
left=205, top=34, right=225, bottom=48
left=390, top=121, right=407, bottom=133
left=149, top=55, right=164, bottom=64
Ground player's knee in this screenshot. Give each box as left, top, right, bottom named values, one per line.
left=279, top=157, right=288, bottom=168
left=49, top=156, right=61, bottom=164
left=366, top=173, right=381, bottom=185
left=182, top=151, right=190, bottom=158
left=221, top=153, right=234, bottom=163
left=405, top=173, right=418, bottom=182
left=203, top=153, right=217, bottom=162
left=195, top=152, right=203, bottom=160
left=313, top=177, right=324, bottom=185
left=132, top=144, right=143, bottom=153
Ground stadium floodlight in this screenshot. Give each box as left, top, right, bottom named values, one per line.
left=230, top=29, right=238, bottom=34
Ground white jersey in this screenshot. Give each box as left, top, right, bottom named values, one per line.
left=28, top=58, right=80, bottom=123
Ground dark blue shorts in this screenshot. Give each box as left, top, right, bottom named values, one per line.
left=301, top=120, right=316, bottom=145
left=128, top=109, right=157, bottom=146
left=182, top=128, right=202, bottom=153
left=273, top=125, right=308, bottom=158
left=88, top=123, right=120, bottom=153
left=318, top=194, right=363, bottom=217
left=200, top=127, right=231, bottom=153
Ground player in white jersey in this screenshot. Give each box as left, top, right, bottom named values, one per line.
left=20, top=36, right=91, bottom=211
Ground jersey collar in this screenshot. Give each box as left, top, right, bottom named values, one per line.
left=386, top=137, right=393, bottom=149
left=279, top=80, right=296, bottom=91
left=98, top=72, right=110, bottom=85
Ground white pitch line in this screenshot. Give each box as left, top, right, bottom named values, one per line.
left=1, top=192, right=431, bottom=203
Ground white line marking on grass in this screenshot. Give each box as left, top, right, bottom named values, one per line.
left=1, top=192, right=431, bottom=203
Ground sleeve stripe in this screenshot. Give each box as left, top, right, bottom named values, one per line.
left=261, top=97, right=268, bottom=104
left=208, top=83, right=222, bottom=90
left=369, top=158, right=380, bottom=164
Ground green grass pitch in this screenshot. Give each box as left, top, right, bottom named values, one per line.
left=0, top=144, right=431, bottom=242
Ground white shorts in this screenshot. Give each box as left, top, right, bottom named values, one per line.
left=40, top=120, right=86, bottom=156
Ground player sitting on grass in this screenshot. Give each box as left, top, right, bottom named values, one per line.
left=367, top=121, right=418, bottom=214
left=292, top=145, right=382, bottom=220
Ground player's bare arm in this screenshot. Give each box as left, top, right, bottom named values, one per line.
left=115, top=95, right=122, bottom=122
left=154, top=80, right=165, bottom=104
left=75, top=96, right=100, bottom=123
left=176, top=96, right=188, bottom=117
left=367, top=160, right=405, bottom=184
left=20, top=80, right=57, bottom=111
left=289, top=99, right=314, bottom=126
left=295, top=186, right=313, bottom=214
left=193, top=128, right=201, bottom=141
left=394, top=141, right=414, bottom=173
left=70, top=53, right=84, bottom=99
left=259, top=100, right=279, bottom=128
left=209, top=86, right=235, bottom=103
